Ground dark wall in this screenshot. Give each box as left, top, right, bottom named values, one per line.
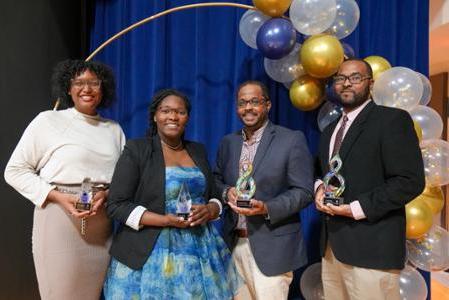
left=0, top=1, right=85, bottom=298
left=430, top=72, right=449, bottom=229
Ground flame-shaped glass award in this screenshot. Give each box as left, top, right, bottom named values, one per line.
left=176, top=182, right=192, bottom=220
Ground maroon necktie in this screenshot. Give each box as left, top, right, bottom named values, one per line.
left=331, top=115, right=348, bottom=158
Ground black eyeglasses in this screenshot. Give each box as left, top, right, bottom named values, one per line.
left=158, top=107, right=188, bottom=116
left=333, top=73, right=371, bottom=85
left=237, top=98, right=265, bottom=108
left=71, top=79, right=102, bottom=90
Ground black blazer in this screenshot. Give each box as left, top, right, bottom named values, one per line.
left=106, top=136, right=219, bottom=270
left=317, top=101, right=425, bottom=269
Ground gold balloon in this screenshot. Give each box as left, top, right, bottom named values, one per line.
left=289, top=75, right=325, bottom=111
left=417, top=186, right=445, bottom=215
left=413, top=121, right=423, bottom=142
left=300, top=34, right=344, bottom=79
left=406, top=198, right=433, bottom=239
left=253, top=0, right=292, bottom=17
left=364, top=55, right=392, bottom=80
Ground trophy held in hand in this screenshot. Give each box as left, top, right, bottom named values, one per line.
left=176, top=182, right=192, bottom=220
left=323, top=154, right=345, bottom=206
left=236, top=160, right=256, bottom=208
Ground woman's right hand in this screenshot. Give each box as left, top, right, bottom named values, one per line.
left=165, top=214, right=191, bottom=228
left=46, top=190, right=91, bottom=219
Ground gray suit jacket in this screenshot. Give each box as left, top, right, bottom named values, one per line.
left=214, top=122, right=313, bottom=276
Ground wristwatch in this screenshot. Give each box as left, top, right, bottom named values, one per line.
left=222, top=186, right=231, bottom=203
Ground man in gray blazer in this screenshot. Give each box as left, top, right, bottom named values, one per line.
left=214, top=80, right=313, bottom=299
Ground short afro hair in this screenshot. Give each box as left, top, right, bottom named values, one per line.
left=236, top=80, right=270, bottom=102
left=51, top=59, right=116, bottom=109
left=341, top=58, right=374, bottom=78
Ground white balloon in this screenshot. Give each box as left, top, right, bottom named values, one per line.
left=326, top=0, right=360, bottom=39
left=421, top=139, right=449, bottom=187
left=264, top=44, right=305, bottom=83
left=317, top=101, right=342, bottom=132
left=409, top=105, right=443, bottom=140
left=407, top=226, right=449, bottom=272
left=416, top=72, right=432, bottom=106
left=372, top=67, right=423, bottom=111
left=283, top=81, right=293, bottom=90
left=290, top=0, right=337, bottom=35
left=300, top=263, right=325, bottom=300
left=399, top=265, right=428, bottom=300
left=239, top=10, right=270, bottom=49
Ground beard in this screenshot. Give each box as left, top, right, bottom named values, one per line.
left=338, top=85, right=371, bottom=110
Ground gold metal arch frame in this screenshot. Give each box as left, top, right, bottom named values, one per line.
left=54, top=2, right=255, bottom=109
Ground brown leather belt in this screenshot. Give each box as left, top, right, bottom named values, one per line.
left=235, top=228, right=249, bottom=238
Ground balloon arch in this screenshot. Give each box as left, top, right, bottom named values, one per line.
left=68, top=1, right=448, bottom=299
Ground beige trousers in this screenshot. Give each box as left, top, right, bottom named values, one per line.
left=233, top=238, right=293, bottom=300
left=322, top=246, right=401, bottom=300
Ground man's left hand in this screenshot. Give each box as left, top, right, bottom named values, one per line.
left=228, top=199, right=268, bottom=216
left=326, top=204, right=354, bottom=218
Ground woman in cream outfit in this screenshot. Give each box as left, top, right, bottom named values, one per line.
left=4, top=60, right=125, bottom=300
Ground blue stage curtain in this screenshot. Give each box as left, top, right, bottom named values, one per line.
left=89, top=1, right=429, bottom=299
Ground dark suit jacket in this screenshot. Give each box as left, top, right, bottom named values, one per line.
left=317, top=101, right=425, bottom=269
left=214, top=122, right=313, bottom=276
left=106, top=136, right=218, bottom=270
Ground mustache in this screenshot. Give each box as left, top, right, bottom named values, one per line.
left=340, top=89, right=355, bottom=94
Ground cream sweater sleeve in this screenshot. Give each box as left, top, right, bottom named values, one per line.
left=4, top=113, right=56, bottom=208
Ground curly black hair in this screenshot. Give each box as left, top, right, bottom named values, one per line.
left=51, top=59, right=116, bottom=109
left=148, top=89, right=191, bottom=136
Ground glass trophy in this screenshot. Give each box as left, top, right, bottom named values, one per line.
left=323, top=155, right=345, bottom=206
left=75, top=177, right=93, bottom=211
left=235, top=160, right=256, bottom=208
left=176, top=182, right=192, bottom=220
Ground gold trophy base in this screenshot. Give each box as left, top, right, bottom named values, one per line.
left=324, top=196, right=343, bottom=206
left=75, top=202, right=92, bottom=211
left=236, top=199, right=252, bottom=208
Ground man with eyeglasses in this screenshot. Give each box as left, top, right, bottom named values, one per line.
left=315, top=59, right=425, bottom=299
left=214, top=80, right=313, bottom=299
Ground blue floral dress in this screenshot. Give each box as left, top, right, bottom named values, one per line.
left=104, top=167, right=241, bottom=300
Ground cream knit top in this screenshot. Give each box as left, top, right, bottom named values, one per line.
left=4, top=108, right=125, bottom=208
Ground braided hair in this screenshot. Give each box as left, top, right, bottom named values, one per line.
left=148, top=89, right=191, bottom=136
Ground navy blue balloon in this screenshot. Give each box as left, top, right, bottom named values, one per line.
left=296, top=32, right=306, bottom=44
left=342, top=42, right=355, bottom=58
left=325, top=81, right=341, bottom=105
left=256, top=18, right=296, bottom=60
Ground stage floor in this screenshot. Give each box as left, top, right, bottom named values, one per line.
left=432, top=271, right=449, bottom=300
